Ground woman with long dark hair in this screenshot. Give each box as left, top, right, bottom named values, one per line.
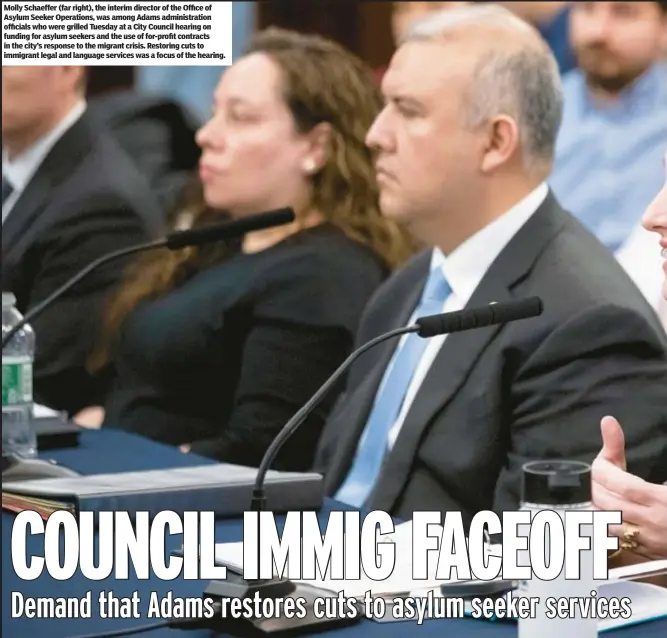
left=77, top=28, right=417, bottom=471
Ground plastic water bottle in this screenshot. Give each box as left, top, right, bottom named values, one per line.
left=2, top=292, right=37, bottom=457
left=517, top=460, right=597, bottom=638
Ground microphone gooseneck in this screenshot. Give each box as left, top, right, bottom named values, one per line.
left=1, top=208, right=295, bottom=350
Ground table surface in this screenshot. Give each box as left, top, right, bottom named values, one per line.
left=3, top=429, right=666, bottom=638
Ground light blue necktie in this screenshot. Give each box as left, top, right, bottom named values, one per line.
left=334, top=267, right=452, bottom=507
left=2, top=175, right=13, bottom=206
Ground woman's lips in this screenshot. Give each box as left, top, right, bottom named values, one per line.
left=199, top=164, right=216, bottom=182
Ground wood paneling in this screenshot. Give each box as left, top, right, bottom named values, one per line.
left=256, top=0, right=395, bottom=69
left=357, top=2, right=394, bottom=69
left=257, top=0, right=359, bottom=50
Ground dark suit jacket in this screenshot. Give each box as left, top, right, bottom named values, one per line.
left=1, top=110, right=164, bottom=415
left=313, top=192, right=667, bottom=527
left=86, top=91, right=201, bottom=214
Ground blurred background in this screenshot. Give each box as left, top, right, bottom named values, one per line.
left=87, top=1, right=605, bottom=114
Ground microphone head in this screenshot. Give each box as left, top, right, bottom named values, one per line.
left=416, top=296, right=543, bottom=338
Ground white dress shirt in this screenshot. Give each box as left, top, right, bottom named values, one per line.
left=385, top=182, right=550, bottom=449
left=2, top=100, right=87, bottom=224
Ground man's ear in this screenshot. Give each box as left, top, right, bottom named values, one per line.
left=479, top=115, right=521, bottom=174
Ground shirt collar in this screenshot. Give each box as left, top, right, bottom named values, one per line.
left=2, top=100, right=87, bottom=193
left=431, top=182, right=549, bottom=304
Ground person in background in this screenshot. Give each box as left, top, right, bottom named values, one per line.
left=312, top=4, right=667, bottom=526
left=498, top=1, right=577, bottom=74
left=594, top=150, right=667, bottom=561
left=76, top=29, right=416, bottom=472
left=1, top=66, right=163, bottom=415
left=548, top=1, right=667, bottom=313
left=85, top=66, right=202, bottom=215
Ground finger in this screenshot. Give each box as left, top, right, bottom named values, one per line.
left=604, top=518, right=667, bottom=560
left=593, top=457, right=663, bottom=505
left=606, top=522, right=625, bottom=538
left=592, top=479, right=653, bottom=527
left=599, top=416, right=626, bottom=470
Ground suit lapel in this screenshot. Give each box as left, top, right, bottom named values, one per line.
left=2, top=113, right=95, bottom=254
left=323, top=254, right=429, bottom=492
left=368, top=191, right=568, bottom=511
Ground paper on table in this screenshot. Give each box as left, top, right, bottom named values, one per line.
left=3, top=464, right=320, bottom=497
left=608, top=559, right=667, bottom=582
left=597, top=580, right=667, bottom=632
left=33, top=403, right=61, bottom=418
left=483, top=546, right=667, bottom=583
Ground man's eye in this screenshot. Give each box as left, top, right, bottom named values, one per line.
left=398, top=105, right=418, bottom=118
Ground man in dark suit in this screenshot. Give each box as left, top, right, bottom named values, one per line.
left=86, top=90, right=202, bottom=215
left=2, top=66, right=164, bottom=415
left=313, top=4, right=667, bottom=527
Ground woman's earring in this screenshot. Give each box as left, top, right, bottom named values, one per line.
left=304, top=159, right=317, bottom=174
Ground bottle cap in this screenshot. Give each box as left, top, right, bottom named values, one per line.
left=521, top=460, right=591, bottom=506
left=2, top=292, right=16, bottom=308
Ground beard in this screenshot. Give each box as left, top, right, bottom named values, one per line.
left=586, top=70, right=645, bottom=93
left=576, top=46, right=650, bottom=93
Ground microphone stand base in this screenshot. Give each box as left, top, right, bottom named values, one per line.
left=203, top=579, right=362, bottom=636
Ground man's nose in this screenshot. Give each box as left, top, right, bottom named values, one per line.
left=365, top=108, right=390, bottom=151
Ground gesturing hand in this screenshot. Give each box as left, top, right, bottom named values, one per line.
left=592, top=416, right=667, bottom=560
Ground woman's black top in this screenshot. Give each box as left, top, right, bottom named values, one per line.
left=101, top=223, right=388, bottom=471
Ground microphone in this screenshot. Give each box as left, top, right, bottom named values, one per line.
left=165, top=207, right=294, bottom=250
left=251, top=295, right=544, bottom=511
left=1, top=208, right=295, bottom=350
left=415, top=295, right=543, bottom=338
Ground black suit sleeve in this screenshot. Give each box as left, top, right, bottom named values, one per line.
left=494, top=304, right=667, bottom=512
left=28, top=197, right=154, bottom=414
left=188, top=318, right=353, bottom=470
